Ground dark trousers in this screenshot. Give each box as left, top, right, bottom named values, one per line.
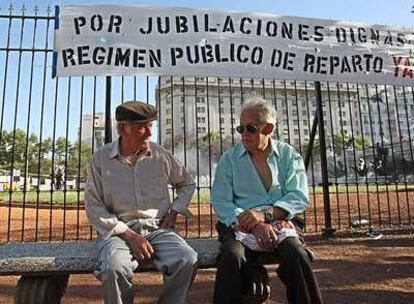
left=213, top=222, right=323, bottom=304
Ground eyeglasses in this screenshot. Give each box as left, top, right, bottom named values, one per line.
left=235, top=124, right=263, bottom=134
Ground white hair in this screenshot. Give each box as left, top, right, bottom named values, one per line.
left=241, top=96, right=277, bottom=126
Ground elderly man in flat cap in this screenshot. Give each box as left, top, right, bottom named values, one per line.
left=85, top=101, right=198, bottom=304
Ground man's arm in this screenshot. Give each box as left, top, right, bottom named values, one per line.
left=164, top=154, right=196, bottom=221
left=271, top=150, right=309, bottom=219
left=161, top=153, right=196, bottom=228
left=211, top=154, right=244, bottom=227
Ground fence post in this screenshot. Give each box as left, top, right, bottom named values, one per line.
left=314, top=81, right=336, bottom=237
left=105, top=76, right=112, bottom=144
left=304, top=109, right=318, bottom=171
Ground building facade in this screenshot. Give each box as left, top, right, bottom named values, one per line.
left=155, top=76, right=361, bottom=151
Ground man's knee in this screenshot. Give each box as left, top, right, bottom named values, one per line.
left=100, top=252, right=135, bottom=280
left=277, top=237, right=309, bottom=263
left=162, top=245, right=198, bottom=277
left=180, top=246, right=198, bottom=267
left=217, top=241, right=245, bottom=267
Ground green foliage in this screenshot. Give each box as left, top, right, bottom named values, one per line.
left=0, top=129, right=92, bottom=182
left=65, top=142, right=93, bottom=181
left=202, top=131, right=219, bottom=143
left=332, top=132, right=368, bottom=154
left=303, top=139, right=321, bottom=160
left=302, top=132, right=369, bottom=160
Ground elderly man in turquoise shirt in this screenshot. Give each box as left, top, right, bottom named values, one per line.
left=211, top=97, right=323, bottom=304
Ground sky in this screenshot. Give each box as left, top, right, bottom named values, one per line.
left=0, top=0, right=413, bottom=143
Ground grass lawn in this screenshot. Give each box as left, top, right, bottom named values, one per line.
left=0, top=183, right=413, bottom=205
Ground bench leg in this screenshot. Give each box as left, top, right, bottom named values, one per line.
left=14, top=274, right=69, bottom=304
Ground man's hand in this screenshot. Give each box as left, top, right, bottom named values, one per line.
left=238, top=210, right=265, bottom=232
left=251, top=223, right=278, bottom=251
left=160, top=209, right=178, bottom=229
left=120, top=228, right=154, bottom=264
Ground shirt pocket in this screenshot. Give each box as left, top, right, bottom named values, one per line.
left=141, top=173, right=168, bottom=200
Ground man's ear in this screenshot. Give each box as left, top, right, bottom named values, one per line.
left=262, top=123, right=274, bottom=135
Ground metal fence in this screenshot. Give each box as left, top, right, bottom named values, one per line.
left=0, top=5, right=413, bottom=243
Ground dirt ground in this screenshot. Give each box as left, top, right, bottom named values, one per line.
left=0, top=231, right=413, bottom=304
left=0, top=198, right=414, bottom=303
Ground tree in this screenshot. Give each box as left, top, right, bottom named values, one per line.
left=332, top=132, right=368, bottom=154
left=302, top=139, right=321, bottom=161
left=55, top=137, right=70, bottom=168
left=66, top=141, right=93, bottom=182
left=0, top=129, right=37, bottom=173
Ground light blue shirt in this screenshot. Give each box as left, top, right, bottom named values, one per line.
left=211, top=140, right=309, bottom=227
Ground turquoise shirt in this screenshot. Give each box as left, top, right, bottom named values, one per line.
left=211, top=140, right=309, bottom=227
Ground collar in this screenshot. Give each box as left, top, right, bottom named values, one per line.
left=109, top=139, right=120, bottom=159
left=109, top=138, right=152, bottom=159
left=238, top=139, right=280, bottom=158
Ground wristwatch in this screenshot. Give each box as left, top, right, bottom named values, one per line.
left=264, top=210, right=274, bottom=224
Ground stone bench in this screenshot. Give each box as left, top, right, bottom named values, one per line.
left=0, top=239, right=279, bottom=303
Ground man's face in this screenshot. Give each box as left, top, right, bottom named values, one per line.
left=124, top=121, right=153, bottom=150
left=239, top=109, right=266, bottom=152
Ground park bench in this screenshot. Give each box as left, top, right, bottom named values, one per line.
left=0, top=238, right=280, bottom=303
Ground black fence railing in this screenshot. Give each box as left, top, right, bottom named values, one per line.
left=0, top=6, right=413, bottom=243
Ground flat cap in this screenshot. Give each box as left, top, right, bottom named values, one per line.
left=115, top=101, right=158, bottom=123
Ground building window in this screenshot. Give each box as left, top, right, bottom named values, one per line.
left=197, top=127, right=206, bottom=133
left=197, top=117, right=206, bottom=123
left=197, top=97, right=205, bottom=103
left=197, top=107, right=206, bottom=113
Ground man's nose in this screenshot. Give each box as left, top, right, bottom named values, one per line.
left=145, top=125, right=152, bottom=136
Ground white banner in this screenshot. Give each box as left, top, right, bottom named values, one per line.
left=54, top=5, right=414, bottom=85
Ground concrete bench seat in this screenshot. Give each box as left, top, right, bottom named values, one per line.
left=0, top=239, right=221, bottom=275
left=0, top=238, right=280, bottom=304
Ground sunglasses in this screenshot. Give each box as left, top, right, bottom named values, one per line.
left=235, top=124, right=263, bottom=134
